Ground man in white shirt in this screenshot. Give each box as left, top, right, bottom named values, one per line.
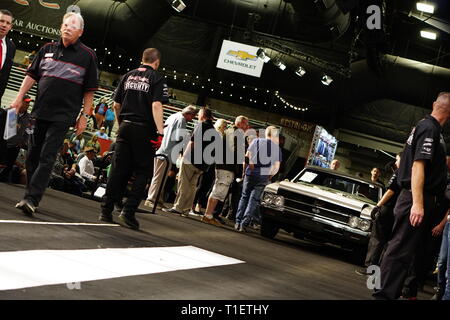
left=144, top=105, right=197, bottom=209
left=78, top=146, right=97, bottom=190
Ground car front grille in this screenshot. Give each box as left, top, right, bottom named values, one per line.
left=279, top=190, right=360, bottom=224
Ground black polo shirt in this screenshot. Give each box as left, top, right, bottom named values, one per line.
left=397, top=115, right=447, bottom=195
left=114, top=64, right=169, bottom=134
left=384, top=172, right=400, bottom=207
left=27, top=39, right=98, bottom=124
left=185, top=119, right=216, bottom=172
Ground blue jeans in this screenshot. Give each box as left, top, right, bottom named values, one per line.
left=235, top=175, right=268, bottom=227
left=441, top=222, right=450, bottom=300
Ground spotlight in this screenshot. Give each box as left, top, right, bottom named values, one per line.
left=295, top=66, right=306, bottom=77
left=321, top=75, right=333, bottom=86
left=416, top=2, right=435, bottom=14
left=274, top=59, right=286, bottom=71
left=168, top=0, right=186, bottom=12
left=420, top=30, right=437, bottom=40
left=256, top=48, right=271, bottom=63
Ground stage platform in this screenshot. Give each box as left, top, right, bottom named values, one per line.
left=0, top=183, right=434, bottom=300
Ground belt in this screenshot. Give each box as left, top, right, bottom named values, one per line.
left=123, top=120, right=149, bottom=127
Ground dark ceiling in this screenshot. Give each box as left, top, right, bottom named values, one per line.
left=8, top=0, right=450, bottom=147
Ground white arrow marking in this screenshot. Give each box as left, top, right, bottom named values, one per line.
left=0, top=246, right=244, bottom=291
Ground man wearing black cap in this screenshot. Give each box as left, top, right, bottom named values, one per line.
left=373, top=92, right=450, bottom=300
left=99, top=48, right=167, bottom=230
left=0, top=95, right=32, bottom=182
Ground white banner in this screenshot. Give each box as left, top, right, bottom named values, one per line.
left=216, top=40, right=264, bottom=78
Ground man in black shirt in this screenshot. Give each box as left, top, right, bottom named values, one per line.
left=99, top=48, right=167, bottom=230
left=163, top=107, right=215, bottom=216
left=356, top=153, right=401, bottom=275
left=373, top=92, right=450, bottom=300
left=10, top=12, right=98, bottom=215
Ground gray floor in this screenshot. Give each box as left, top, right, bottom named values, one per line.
left=0, top=183, right=434, bottom=300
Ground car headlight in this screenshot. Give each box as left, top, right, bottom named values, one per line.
left=274, top=196, right=284, bottom=207
left=262, top=192, right=284, bottom=210
left=359, top=219, right=371, bottom=231
left=348, top=216, right=359, bottom=228
left=262, top=192, right=273, bottom=204
left=348, top=216, right=372, bottom=231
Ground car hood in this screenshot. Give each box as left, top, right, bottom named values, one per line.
left=265, top=181, right=375, bottom=218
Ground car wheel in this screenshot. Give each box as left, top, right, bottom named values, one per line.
left=260, top=217, right=279, bottom=239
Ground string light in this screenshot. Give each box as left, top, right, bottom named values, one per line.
left=274, top=91, right=308, bottom=112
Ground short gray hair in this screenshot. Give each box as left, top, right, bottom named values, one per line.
left=235, top=115, right=248, bottom=125
left=181, top=105, right=197, bottom=116
left=265, top=125, right=279, bottom=138
left=63, top=12, right=84, bottom=30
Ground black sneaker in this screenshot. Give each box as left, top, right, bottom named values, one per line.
left=119, top=212, right=140, bottom=230
left=15, top=199, right=36, bottom=216
left=98, top=213, right=114, bottom=223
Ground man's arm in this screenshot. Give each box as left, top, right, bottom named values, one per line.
left=152, top=101, right=164, bottom=135
left=432, top=209, right=449, bottom=237
left=410, top=160, right=426, bottom=227
left=268, top=161, right=281, bottom=179
left=113, top=102, right=121, bottom=126
left=74, top=91, right=95, bottom=135
left=10, top=76, right=36, bottom=112
left=377, top=189, right=395, bottom=207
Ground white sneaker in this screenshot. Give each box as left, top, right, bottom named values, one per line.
left=144, top=199, right=155, bottom=208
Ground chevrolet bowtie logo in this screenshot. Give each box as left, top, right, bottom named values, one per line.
left=226, top=50, right=257, bottom=61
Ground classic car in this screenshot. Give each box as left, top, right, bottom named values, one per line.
left=260, top=166, right=383, bottom=258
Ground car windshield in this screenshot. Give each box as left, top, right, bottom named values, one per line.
left=294, top=169, right=381, bottom=203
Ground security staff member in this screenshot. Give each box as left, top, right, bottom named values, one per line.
left=99, top=48, right=167, bottom=230
left=373, top=92, right=450, bottom=300
left=10, top=12, right=98, bottom=215
left=356, top=153, right=401, bottom=275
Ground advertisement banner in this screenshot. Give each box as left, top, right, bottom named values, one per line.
left=216, top=40, right=264, bottom=78
left=4, top=0, right=80, bottom=39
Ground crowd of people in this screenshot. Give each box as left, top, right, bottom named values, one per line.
left=0, top=9, right=449, bottom=301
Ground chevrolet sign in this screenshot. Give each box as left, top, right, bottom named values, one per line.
left=216, top=40, right=264, bottom=78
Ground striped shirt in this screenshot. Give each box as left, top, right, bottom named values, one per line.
left=27, top=39, right=98, bottom=123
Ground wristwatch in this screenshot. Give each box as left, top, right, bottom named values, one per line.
left=82, top=113, right=90, bottom=119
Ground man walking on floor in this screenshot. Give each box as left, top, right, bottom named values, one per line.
left=10, top=12, right=98, bottom=215
left=99, top=48, right=167, bottom=230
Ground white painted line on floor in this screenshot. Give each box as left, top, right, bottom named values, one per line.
left=0, top=246, right=245, bottom=291
left=0, top=220, right=119, bottom=227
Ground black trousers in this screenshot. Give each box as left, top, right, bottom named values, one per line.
left=365, top=205, right=395, bottom=266
left=222, top=179, right=243, bottom=220
left=373, top=189, right=435, bottom=300
left=194, top=165, right=215, bottom=208
left=101, top=122, right=155, bottom=215
left=25, top=120, right=71, bottom=206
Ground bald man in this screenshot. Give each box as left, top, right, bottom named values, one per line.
left=374, top=92, right=450, bottom=300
